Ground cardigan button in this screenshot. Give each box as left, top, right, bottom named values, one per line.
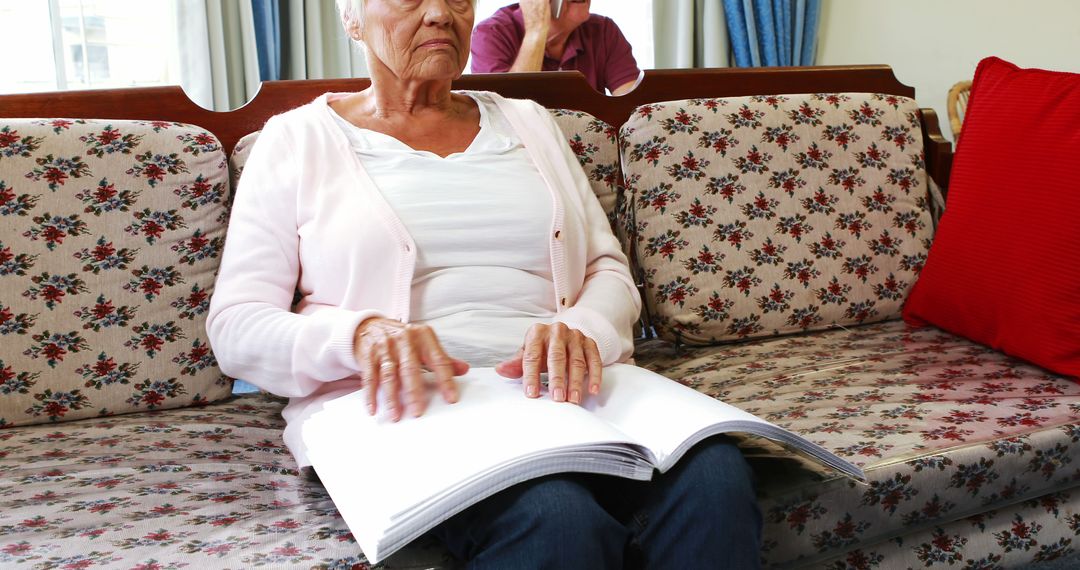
left=554, top=230, right=561, bottom=240
left=560, top=297, right=567, bottom=306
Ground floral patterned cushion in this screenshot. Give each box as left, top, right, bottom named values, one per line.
left=636, top=319, right=1080, bottom=567
left=621, top=94, right=935, bottom=344
left=5, top=322, right=1080, bottom=569
left=0, top=393, right=449, bottom=569
left=547, top=109, right=622, bottom=233
left=0, top=119, right=232, bottom=427
left=817, top=488, right=1080, bottom=568
left=228, top=131, right=258, bottom=197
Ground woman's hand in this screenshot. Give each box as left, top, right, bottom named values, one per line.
left=496, top=323, right=603, bottom=405
left=353, top=318, right=469, bottom=421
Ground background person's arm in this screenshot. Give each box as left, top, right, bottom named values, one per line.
left=471, top=0, right=551, bottom=74
left=611, top=78, right=639, bottom=96
left=509, top=0, right=552, bottom=72
left=601, top=17, right=641, bottom=95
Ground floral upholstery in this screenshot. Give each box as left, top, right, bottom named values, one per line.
left=0, top=393, right=448, bottom=569
left=620, top=94, right=934, bottom=344
left=7, top=94, right=1079, bottom=570
left=0, top=119, right=232, bottom=427
left=816, top=488, right=1080, bottom=568
left=227, top=132, right=256, bottom=198
left=4, top=319, right=1080, bottom=568
left=547, top=108, right=622, bottom=232
left=636, top=319, right=1080, bottom=567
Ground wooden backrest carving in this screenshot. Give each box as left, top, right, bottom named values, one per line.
left=0, top=67, right=952, bottom=189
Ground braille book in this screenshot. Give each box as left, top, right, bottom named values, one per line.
left=302, top=364, right=863, bottom=563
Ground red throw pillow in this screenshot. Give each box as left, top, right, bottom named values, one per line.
left=903, top=57, right=1080, bottom=378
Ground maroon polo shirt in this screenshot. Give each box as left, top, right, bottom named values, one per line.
left=470, top=4, right=641, bottom=93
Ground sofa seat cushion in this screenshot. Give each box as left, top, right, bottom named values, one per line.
left=0, top=393, right=448, bottom=569
left=5, top=326, right=1080, bottom=569
left=816, top=487, right=1080, bottom=569
left=0, top=119, right=234, bottom=428
left=621, top=94, right=935, bottom=345
left=636, top=320, right=1080, bottom=567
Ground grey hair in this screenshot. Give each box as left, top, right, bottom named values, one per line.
left=336, top=0, right=364, bottom=28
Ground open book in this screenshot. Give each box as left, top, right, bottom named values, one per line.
left=302, top=364, right=864, bottom=563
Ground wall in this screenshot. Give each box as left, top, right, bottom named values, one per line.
left=816, top=0, right=1080, bottom=141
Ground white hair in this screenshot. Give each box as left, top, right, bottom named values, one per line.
left=336, top=0, right=364, bottom=28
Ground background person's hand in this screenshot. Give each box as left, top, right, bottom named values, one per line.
left=353, top=318, right=469, bottom=421
left=519, top=0, right=553, bottom=38
left=495, top=322, right=603, bottom=405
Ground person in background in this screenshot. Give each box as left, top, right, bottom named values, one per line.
left=471, top=0, right=641, bottom=95
left=208, top=0, right=759, bottom=567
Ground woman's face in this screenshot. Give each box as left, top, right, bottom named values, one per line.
left=361, top=0, right=474, bottom=81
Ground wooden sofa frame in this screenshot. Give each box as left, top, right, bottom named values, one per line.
left=0, top=66, right=952, bottom=192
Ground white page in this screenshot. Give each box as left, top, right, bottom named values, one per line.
left=384, top=453, right=656, bottom=558
left=304, top=364, right=862, bottom=562
left=580, top=364, right=774, bottom=468
left=301, top=367, right=650, bottom=561
left=586, top=364, right=864, bottom=478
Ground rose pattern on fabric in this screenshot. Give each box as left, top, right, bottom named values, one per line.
left=0, top=394, right=453, bottom=569
left=621, top=94, right=934, bottom=344
left=3, top=323, right=1080, bottom=567
left=5, top=97, right=1079, bottom=569
left=635, top=320, right=1080, bottom=567
left=0, top=119, right=233, bottom=428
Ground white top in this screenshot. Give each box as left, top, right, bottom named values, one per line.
left=329, top=92, right=556, bottom=366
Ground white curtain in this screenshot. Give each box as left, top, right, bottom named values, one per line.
left=653, top=0, right=730, bottom=69
left=176, top=0, right=259, bottom=111
left=177, top=0, right=368, bottom=111
left=285, top=0, right=367, bottom=80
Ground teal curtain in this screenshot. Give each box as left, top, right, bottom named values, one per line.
left=722, top=0, right=821, bottom=67
left=248, top=0, right=368, bottom=82
left=252, top=0, right=281, bottom=80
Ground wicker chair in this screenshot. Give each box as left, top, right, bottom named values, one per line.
left=947, top=80, right=973, bottom=140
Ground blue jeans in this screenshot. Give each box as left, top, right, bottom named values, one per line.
left=430, top=436, right=762, bottom=569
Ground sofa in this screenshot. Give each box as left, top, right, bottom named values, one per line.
left=2, top=66, right=1079, bottom=569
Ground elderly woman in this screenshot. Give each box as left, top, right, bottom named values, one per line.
left=206, top=0, right=761, bottom=567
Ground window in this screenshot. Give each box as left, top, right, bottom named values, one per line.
left=471, top=0, right=655, bottom=71
left=0, top=1, right=657, bottom=96
left=0, top=0, right=180, bottom=94
left=0, top=2, right=57, bottom=94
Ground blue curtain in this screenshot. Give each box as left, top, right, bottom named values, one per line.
left=252, top=0, right=281, bottom=80
left=722, top=0, right=821, bottom=67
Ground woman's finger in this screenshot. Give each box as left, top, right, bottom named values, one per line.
left=361, top=339, right=382, bottom=415
left=585, top=337, right=603, bottom=395
left=396, top=334, right=428, bottom=418
left=495, top=347, right=524, bottom=379
left=567, top=331, right=587, bottom=405
left=521, top=325, right=547, bottom=398
left=412, top=325, right=460, bottom=405
left=546, top=324, right=568, bottom=402
left=381, top=339, right=403, bottom=422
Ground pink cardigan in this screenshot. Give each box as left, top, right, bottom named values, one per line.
left=206, top=92, right=641, bottom=467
